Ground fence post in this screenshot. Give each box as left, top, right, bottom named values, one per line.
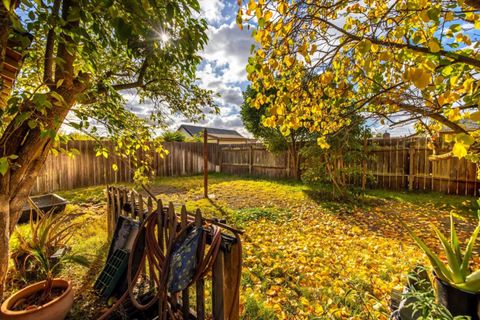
left=285, top=149, right=291, bottom=178
left=212, top=251, right=225, bottom=319
left=224, top=245, right=240, bottom=320
left=362, top=138, right=367, bottom=191
left=248, top=145, right=253, bottom=175
left=408, top=143, right=415, bottom=191
left=218, top=145, right=223, bottom=174
left=204, top=130, right=208, bottom=198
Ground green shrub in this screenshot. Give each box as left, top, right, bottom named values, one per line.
left=230, top=207, right=290, bottom=226
left=161, top=131, right=186, bottom=142
left=242, top=295, right=278, bottom=320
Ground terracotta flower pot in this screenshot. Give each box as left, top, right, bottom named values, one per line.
left=0, top=279, right=73, bottom=320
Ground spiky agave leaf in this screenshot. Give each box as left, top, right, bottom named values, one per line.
left=431, top=224, right=463, bottom=283
left=399, top=219, right=453, bottom=283
left=460, top=222, right=480, bottom=276
left=449, top=212, right=462, bottom=263
left=456, top=270, right=480, bottom=293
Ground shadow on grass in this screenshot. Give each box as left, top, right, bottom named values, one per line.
left=303, top=186, right=480, bottom=253
left=302, top=187, right=386, bottom=213
left=68, top=241, right=109, bottom=320
left=207, top=197, right=230, bottom=217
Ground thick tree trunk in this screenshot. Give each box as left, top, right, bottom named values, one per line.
left=0, top=87, right=83, bottom=300
left=0, top=0, right=84, bottom=300
left=0, top=194, right=10, bottom=298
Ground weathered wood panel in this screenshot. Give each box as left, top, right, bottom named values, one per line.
left=32, top=141, right=220, bottom=194
left=31, top=137, right=480, bottom=196
left=219, top=144, right=293, bottom=179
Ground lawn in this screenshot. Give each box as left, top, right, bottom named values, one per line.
left=8, top=173, right=480, bottom=319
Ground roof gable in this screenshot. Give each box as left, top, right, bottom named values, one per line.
left=178, top=124, right=244, bottom=138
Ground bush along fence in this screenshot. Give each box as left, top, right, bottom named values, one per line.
left=32, top=138, right=480, bottom=196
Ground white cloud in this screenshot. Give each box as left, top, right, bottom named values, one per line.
left=198, top=0, right=226, bottom=24
left=200, top=21, right=254, bottom=84
left=99, top=3, right=254, bottom=138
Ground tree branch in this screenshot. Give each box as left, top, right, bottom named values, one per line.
left=380, top=98, right=468, bottom=134
left=43, top=0, right=62, bottom=86
left=54, top=0, right=78, bottom=87
left=110, top=57, right=149, bottom=91
left=313, top=16, right=480, bottom=69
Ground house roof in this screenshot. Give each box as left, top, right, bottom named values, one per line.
left=207, top=133, right=249, bottom=140
left=440, top=119, right=480, bottom=133
left=178, top=124, right=245, bottom=138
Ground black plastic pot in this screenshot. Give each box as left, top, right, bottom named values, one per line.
left=435, top=276, right=480, bottom=319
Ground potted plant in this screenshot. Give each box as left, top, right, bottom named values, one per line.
left=400, top=211, right=480, bottom=319
left=1, top=210, right=89, bottom=320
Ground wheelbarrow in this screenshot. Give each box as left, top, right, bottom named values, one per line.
left=19, top=193, right=69, bottom=223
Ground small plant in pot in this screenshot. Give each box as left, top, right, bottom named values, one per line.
left=400, top=212, right=480, bottom=319
left=1, top=210, right=89, bottom=320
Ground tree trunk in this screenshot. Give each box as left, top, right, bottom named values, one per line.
left=289, top=135, right=302, bottom=180
left=0, top=0, right=84, bottom=300
left=0, top=87, right=82, bottom=300
left=0, top=194, right=10, bottom=298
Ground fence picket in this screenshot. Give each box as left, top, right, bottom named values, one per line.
left=32, top=139, right=480, bottom=196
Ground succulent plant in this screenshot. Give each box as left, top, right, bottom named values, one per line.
left=401, top=209, right=480, bottom=293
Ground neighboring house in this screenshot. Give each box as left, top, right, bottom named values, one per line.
left=439, top=119, right=480, bottom=135
left=177, top=124, right=255, bottom=144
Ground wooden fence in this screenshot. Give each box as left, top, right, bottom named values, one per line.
left=219, top=138, right=480, bottom=196
left=32, top=141, right=220, bottom=194
left=32, top=138, right=480, bottom=196
left=219, top=144, right=293, bottom=179
left=366, top=137, right=480, bottom=196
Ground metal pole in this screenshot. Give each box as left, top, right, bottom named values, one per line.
left=204, top=129, right=208, bottom=198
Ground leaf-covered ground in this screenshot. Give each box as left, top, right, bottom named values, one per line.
left=7, top=174, right=479, bottom=319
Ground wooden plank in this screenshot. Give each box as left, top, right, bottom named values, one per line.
left=224, top=244, right=240, bottom=320
left=115, top=188, right=122, bottom=236
left=138, top=194, right=144, bottom=222
left=212, top=250, right=225, bottom=319
left=408, top=144, right=415, bottom=190
left=180, top=206, right=190, bottom=318
left=106, top=188, right=112, bottom=240
left=195, top=209, right=205, bottom=320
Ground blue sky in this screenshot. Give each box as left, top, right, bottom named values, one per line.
left=182, top=0, right=253, bottom=135
left=125, top=0, right=417, bottom=137
left=125, top=0, right=255, bottom=136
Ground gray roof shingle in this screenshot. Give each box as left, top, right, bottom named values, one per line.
left=178, top=124, right=244, bottom=137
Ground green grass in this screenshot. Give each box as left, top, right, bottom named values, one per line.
left=57, top=185, right=108, bottom=205
left=7, top=173, right=480, bottom=319
left=366, top=188, right=478, bottom=217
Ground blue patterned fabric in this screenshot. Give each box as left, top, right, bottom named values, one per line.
left=167, top=227, right=202, bottom=293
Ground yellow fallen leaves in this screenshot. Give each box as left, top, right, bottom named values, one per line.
left=154, top=177, right=478, bottom=319
left=238, top=201, right=424, bottom=318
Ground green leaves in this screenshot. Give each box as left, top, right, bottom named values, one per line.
left=399, top=218, right=452, bottom=283
left=0, top=154, right=18, bottom=176
left=460, top=222, right=480, bottom=276
left=0, top=157, right=9, bottom=176
left=401, top=211, right=480, bottom=292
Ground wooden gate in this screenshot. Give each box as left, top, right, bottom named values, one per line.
left=105, top=186, right=242, bottom=319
